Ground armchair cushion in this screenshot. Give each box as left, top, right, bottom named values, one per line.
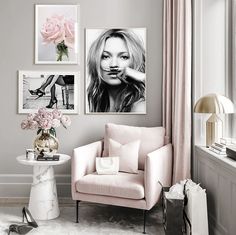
left=76, top=171, right=145, bottom=200
left=103, top=123, right=166, bottom=170
left=109, top=138, right=140, bottom=173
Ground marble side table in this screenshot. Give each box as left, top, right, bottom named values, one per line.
left=17, top=154, right=70, bottom=220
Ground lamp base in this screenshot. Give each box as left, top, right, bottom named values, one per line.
left=206, top=114, right=223, bottom=147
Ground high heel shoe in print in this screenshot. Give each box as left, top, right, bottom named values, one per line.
left=22, top=207, right=38, bottom=228
left=46, top=98, right=58, bottom=109
left=28, top=89, right=45, bottom=100
left=8, top=224, right=33, bottom=235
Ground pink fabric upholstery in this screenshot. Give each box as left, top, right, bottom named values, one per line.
left=71, top=124, right=172, bottom=212
left=72, top=141, right=103, bottom=199
left=76, top=171, right=144, bottom=200
left=103, top=123, right=165, bottom=170
left=109, top=138, right=140, bottom=173
left=75, top=192, right=147, bottom=210
left=145, top=143, right=172, bottom=209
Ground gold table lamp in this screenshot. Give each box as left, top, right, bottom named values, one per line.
left=194, top=94, right=234, bottom=147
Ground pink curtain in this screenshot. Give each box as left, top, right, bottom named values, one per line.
left=162, top=0, right=191, bottom=183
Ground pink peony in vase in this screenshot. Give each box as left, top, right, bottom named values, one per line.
left=21, top=108, right=71, bottom=154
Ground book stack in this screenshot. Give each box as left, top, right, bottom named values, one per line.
left=226, top=146, right=236, bottom=160
left=209, top=143, right=226, bottom=155
left=209, top=138, right=236, bottom=159
left=220, top=137, right=236, bottom=146
left=36, top=154, right=60, bottom=161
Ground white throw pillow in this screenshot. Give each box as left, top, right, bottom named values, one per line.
left=103, top=123, right=165, bottom=170
left=108, top=138, right=140, bottom=173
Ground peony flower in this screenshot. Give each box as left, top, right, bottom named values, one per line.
left=64, top=19, right=75, bottom=48
left=38, top=118, right=52, bottom=130
left=33, top=114, right=40, bottom=122
left=40, top=15, right=65, bottom=45
left=52, top=109, right=62, bottom=119
left=28, top=120, right=38, bottom=130
left=38, top=108, right=48, bottom=115
left=21, top=120, right=29, bottom=130
left=21, top=108, right=71, bottom=137
left=27, top=113, right=36, bottom=121
left=52, top=119, right=61, bottom=128
left=61, top=115, right=71, bottom=128
left=37, top=108, right=53, bottom=121
left=43, top=111, right=53, bottom=120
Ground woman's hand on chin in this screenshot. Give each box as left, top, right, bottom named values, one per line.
left=125, top=67, right=145, bottom=83
left=117, top=67, right=145, bottom=84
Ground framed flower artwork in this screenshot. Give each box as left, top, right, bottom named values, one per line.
left=35, top=5, right=79, bottom=64
left=18, top=71, right=79, bottom=114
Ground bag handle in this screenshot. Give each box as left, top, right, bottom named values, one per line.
left=158, top=181, right=167, bottom=226
left=183, top=180, right=192, bottom=235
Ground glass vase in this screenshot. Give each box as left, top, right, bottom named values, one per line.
left=34, top=129, right=59, bottom=154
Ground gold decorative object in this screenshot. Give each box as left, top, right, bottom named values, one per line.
left=194, top=93, right=234, bottom=147
left=34, top=129, right=59, bottom=154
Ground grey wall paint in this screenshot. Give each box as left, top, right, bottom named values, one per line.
left=0, top=0, right=163, bottom=197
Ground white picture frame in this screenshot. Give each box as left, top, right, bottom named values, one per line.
left=18, top=71, right=79, bottom=114
left=85, top=28, right=146, bottom=114
left=35, top=5, right=79, bottom=64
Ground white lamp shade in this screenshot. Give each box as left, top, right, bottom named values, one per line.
left=194, top=93, right=234, bottom=114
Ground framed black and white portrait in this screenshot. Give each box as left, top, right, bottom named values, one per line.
left=18, top=71, right=79, bottom=114
left=85, top=28, right=146, bottom=114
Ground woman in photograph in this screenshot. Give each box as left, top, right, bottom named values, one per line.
left=87, top=28, right=146, bottom=113
left=29, top=75, right=74, bottom=108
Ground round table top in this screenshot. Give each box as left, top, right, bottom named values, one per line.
left=16, top=154, right=71, bottom=166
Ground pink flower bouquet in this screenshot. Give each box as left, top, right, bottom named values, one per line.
left=40, top=15, right=75, bottom=61
left=21, top=108, right=71, bottom=136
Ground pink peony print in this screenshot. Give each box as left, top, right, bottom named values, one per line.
left=41, top=15, right=65, bottom=45
left=40, top=15, right=75, bottom=61
left=64, top=19, right=75, bottom=49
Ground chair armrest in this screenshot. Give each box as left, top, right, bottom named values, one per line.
left=144, top=143, right=172, bottom=209
left=71, top=140, right=103, bottom=197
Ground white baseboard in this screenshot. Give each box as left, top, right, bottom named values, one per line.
left=0, top=174, right=71, bottom=198
left=0, top=197, right=74, bottom=206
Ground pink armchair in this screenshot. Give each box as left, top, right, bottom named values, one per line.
left=71, top=123, right=172, bottom=234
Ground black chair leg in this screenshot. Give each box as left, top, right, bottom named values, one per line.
left=76, top=200, right=80, bottom=223
left=65, top=85, right=69, bottom=109
left=143, top=209, right=147, bottom=234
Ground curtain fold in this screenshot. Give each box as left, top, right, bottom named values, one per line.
left=162, top=0, right=192, bottom=183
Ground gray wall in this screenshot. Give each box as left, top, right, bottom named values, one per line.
left=0, top=0, right=163, bottom=197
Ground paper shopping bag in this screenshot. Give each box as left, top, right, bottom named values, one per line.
left=162, top=187, right=185, bottom=235
left=184, top=185, right=209, bottom=235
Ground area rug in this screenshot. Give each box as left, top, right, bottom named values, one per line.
left=0, top=203, right=164, bottom=235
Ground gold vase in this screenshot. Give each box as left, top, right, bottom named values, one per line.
left=34, top=129, right=59, bottom=154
